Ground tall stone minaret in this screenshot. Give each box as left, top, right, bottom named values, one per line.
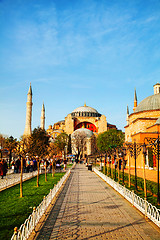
left=133, top=88, right=137, bottom=112
left=24, top=83, right=33, bottom=136
left=126, top=105, right=129, bottom=125
left=40, top=102, right=45, bottom=130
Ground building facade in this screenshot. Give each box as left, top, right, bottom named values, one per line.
left=125, top=83, right=160, bottom=169
left=47, top=103, right=117, bottom=137
left=47, top=103, right=117, bottom=156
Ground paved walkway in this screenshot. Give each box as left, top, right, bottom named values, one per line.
left=35, top=164, right=160, bottom=240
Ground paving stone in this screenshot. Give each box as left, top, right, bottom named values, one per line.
left=35, top=164, right=160, bottom=240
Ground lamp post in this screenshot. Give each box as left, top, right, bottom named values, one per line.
left=145, top=136, right=160, bottom=204
left=107, top=155, right=110, bottom=176
left=114, top=153, right=117, bottom=181
left=119, top=148, right=127, bottom=185
left=125, top=141, right=143, bottom=191
left=142, top=143, right=147, bottom=199
left=104, top=153, right=107, bottom=175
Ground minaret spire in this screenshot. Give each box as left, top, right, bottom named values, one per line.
left=126, top=105, right=129, bottom=125
left=133, top=88, right=137, bottom=112
left=40, top=102, right=45, bottom=130
left=24, top=83, right=33, bottom=136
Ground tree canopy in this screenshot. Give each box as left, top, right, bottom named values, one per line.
left=97, top=129, right=124, bottom=154
left=54, top=133, right=69, bottom=153
left=28, top=127, right=49, bottom=159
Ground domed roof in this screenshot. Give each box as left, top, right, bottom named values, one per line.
left=135, top=93, right=160, bottom=113
left=71, top=128, right=94, bottom=138
left=72, top=105, right=98, bottom=114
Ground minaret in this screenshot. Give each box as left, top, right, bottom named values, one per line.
left=24, top=83, right=33, bottom=136
left=126, top=105, right=129, bottom=125
left=133, top=88, right=137, bottom=112
left=40, top=102, right=45, bottom=130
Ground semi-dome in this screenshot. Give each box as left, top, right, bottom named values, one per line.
left=71, top=128, right=94, bottom=138
left=135, top=93, right=160, bottom=113
left=71, top=104, right=101, bottom=117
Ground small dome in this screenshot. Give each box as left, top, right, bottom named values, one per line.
left=135, top=93, right=160, bottom=113
left=71, top=128, right=93, bottom=138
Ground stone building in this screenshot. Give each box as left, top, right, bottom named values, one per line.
left=47, top=103, right=117, bottom=156
left=125, top=83, right=160, bottom=169
left=23, top=84, right=117, bottom=157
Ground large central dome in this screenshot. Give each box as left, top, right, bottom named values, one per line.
left=71, top=104, right=101, bottom=117
left=135, top=93, right=160, bottom=113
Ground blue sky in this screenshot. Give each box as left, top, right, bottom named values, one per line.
left=0, top=0, right=160, bottom=139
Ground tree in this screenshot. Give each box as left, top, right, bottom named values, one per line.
left=15, top=136, right=30, bottom=198
left=54, top=133, right=69, bottom=157
left=71, top=131, right=87, bottom=162
left=28, top=127, right=49, bottom=187
left=47, top=142, right=59, bottom=177
left=4, top=136, right=17, bottom=167
left=97, top=129, right=124, bottom=154
left=54, top=133, right=69, bottom=162
left=97, top=129, right=124, bottom=174
left=0, top=134, right=6, bottom=160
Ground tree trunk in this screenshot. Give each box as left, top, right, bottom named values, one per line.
left=45, top=161, right=47, bottom=182
left=20, top=156, right=23, bottom=198
left=37, top=160, right=40, bottom=187
left=118, top=158, right=120, bottom=183
left=52, top=161, right=55, bottom=177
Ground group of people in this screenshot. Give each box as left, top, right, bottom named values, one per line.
left=11, top=158, right=38, bottom=173
left=0, top=159, right=8, bottom=179
left=0, top=157, right=70, bottom=179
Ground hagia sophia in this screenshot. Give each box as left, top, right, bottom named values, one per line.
left=23, top=83, right=160, bottom=170
left=23, top=83, right=117, bottom=157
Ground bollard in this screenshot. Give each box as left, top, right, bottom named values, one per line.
left=50, top=189, right=52, bottom=201
left=43, top=196, right=46, bottom=211
left=132, top=190, right=135, bottom=206
left=33, top=207, right=36, bottom=230
left=144, top=197, right=147, bottom=219
left=124, top=185, right=126, bottom=199
left=13, top=227, right=18, bottom=240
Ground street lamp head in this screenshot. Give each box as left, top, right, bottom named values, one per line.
left=142, top=143, right=147, bottom=155
left=118, top=152, right=122, bottom=157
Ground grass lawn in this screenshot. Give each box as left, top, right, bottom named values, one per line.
left=0, top=172, right=65, bottom=240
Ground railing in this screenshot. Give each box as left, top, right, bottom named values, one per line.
left=94, top=168, right=160, bottom=228
left=11, top=163, right=75, bottom=240
left=0, top=171, right=38, bottom=191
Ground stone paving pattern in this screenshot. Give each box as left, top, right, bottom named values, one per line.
left=36, top=164, right=160, bottom=240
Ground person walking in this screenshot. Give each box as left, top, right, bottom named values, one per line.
left=0, top=159, right=8, bottom=179
left=0, top=160, right=3, bottom=178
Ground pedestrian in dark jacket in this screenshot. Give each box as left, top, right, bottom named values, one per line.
left=0, top=159, right=8, bottom=178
